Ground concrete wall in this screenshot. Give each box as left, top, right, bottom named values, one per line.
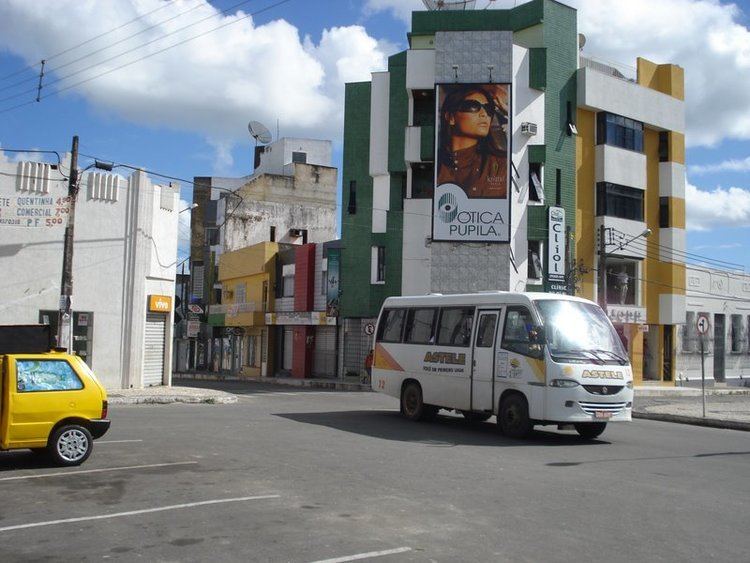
left=254, top=138, right=332, bottom=177
left=0, top=158, right=178, bottom=389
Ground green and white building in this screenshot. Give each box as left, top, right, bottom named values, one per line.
left=339, top=0, right=579, bottom=374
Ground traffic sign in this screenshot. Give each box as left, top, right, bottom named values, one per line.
left=188, top=304, right=204, bottom=314
left=363, top=322, right=375, bottom=336
left=696, top=313, right=710, bottom=335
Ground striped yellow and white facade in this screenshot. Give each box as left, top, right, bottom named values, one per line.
left=576, top=57, right=686, bottom=385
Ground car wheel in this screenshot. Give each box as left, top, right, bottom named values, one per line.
left=461, top=411, right=491, bottom=423
left=574, top=422, right=607, bottom=440
left=401, top=382, right=430, bottom=421
left=498, top=394, right=533, bottom=438
left=47, top=424, right=93, bottom=466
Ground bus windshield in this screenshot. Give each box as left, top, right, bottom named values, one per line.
left=534, top=300, right=628, bottom=365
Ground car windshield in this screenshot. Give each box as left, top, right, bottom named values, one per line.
left=534, top=300, right=628, bottom=365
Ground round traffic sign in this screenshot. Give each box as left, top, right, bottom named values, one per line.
left=363, top=322, right=375, bottom=336
left=696, top=313, right=710, bottom=335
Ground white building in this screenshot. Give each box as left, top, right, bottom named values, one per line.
left=677, top=266, right=750, bottom=386
left=0, top=155, right=179, bottom=389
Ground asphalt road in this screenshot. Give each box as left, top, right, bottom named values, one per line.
left=0, top=382, right=748, bottom=562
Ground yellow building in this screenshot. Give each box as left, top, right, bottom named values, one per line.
left=577, top=56, right=686, bottom=385
left=217, top=242, right=278, bottom=376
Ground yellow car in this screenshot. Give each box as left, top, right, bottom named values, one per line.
left=0, top=351, right=110, bottom=466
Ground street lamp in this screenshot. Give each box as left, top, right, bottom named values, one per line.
left=598, top=225, right=651, bottom=310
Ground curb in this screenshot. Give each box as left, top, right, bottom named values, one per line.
left=174, top=373, right=372, bottom=392
left=633, top=411, right=750, bottom=432
left=108, top=394, right=238, bottom=406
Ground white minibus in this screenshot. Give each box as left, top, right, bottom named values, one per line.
left=372, top=292, right=633, bottom=439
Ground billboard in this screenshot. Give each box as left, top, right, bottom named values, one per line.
left=433, top=83, right=511, bottom=242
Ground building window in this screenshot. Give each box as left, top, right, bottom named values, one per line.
left=262, top=281, right=268, bottom=311
left=205, top=227, right=219, bottom=246
left=348, top=180, right=356, bottom=214
left=527, top=240, right=543, bottom=282
left=371, top=246, right=385, bottom=284
left=659, top=197, right=670, bottom=228
left=247, top=335, right=257, bottom=367
left=731, top=314, right=743, bottom=353
left=321, top=269, right=328, bottom=296
left=270, top=226, right=276, bottom=242
left=282, top=275, right=294, bottom=297
left=596, top=182, right=644, bottom=222
left=596, top=112, right=644, bottom=152
left=292, top=151, right=307, bottom=164
left=411, top=163, right=434, bottom=199
left=412, top=89, right=435, bottom=127
left=683, top=312, right=697, bottom=352
left=436, top=307, right=475, bottom=347
left=235, top=283, right=246, bottom=304
left=528, top=163, right=544, bottom=203
left=658, top=131, right=669, bottom=162
left=604, top=259, right=637, bottom=306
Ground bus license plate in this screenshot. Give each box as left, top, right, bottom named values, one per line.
left=594, top=411, right=612, bottom=420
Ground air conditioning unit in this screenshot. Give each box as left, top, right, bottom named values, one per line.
left=521, top=122, right=538, bottom=136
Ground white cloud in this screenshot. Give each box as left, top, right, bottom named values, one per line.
left=0, top=1, right=390, bottom=145
left=686, top=181, right=750, bottom=230
left=689, top=155, right=750, bottom=175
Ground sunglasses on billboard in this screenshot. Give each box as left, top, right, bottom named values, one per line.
left=455, top=99, right=496, bottom=115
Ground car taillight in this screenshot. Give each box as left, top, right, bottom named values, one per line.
left=101, top=400, right=108, bottom=419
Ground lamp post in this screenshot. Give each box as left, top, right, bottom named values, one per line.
left=598, top=225, right=651, bottom=311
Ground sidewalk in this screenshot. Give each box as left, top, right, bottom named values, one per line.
left=174, top=371, right=371, bottom=392
left=633, top=387, right=750, bottom=431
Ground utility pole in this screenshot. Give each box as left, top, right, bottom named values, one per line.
left=598, top=224, right=607, bottom=310
left=57, top=135, right=79, bottom=351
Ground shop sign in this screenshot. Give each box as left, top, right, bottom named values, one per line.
left=265, top=312, right=336, bottom=326
left=547, top=206, right=566, bottom=283
left=187, top=320, right=200, bottom=338
left=148, top=295, right=172, bottom=313
left=606, top=305, right=646, bottom=325
left=0, top=195, right=70, bottom=228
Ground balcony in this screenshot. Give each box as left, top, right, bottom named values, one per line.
left=208, top=302, right=266, bottom=327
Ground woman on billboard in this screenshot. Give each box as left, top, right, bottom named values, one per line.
left=437, top=84, right=509, bottom=199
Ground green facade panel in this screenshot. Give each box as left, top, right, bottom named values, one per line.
left=410, top=0, right=544, bottom=34
left=529, top=48, right=547, bottom=90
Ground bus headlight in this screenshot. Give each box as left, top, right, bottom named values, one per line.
left=549, top=379, right=580, bottom=388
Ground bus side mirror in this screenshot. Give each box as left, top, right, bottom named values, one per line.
left=530, top=326, right=545, bottom=344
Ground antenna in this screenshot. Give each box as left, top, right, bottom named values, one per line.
left=248, top=120, right=272, bottom=145
left=578, top=33, right=587, bottom=51
left=422, top=0, right=477, bottom=10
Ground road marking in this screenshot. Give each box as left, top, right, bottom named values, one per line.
left=96, top=439, right=144, bottom=444
left=310, top=547, right=413, bottom=563
left=0, top=495, right=280, bottom=533
left=0, top=461, right=197, bottom=482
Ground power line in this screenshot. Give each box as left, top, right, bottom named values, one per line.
left=0, top=0, right=288, bottom=113
left=0, top=0, right=182, bottom=84
left=618, top=236, right=746, bottom=272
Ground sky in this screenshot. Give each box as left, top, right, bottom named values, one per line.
left=0, top=0, right=749, bottom=271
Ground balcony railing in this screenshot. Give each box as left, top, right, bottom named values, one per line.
left=580, top=55, right=636, bottom=83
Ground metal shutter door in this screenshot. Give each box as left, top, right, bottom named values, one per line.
left=143, top=313, right=166, bottom=386
left=282, top=328, right=294, bottom=371
left=313, top=326, right=336, bottom=377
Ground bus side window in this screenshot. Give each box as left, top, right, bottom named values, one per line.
left=377, top=309, right=406, bottom=343
left=436, top=307, right=475, bottom=347
left=404, top=308, right=437, bottom=344
left=501, top=307, right=541, bottom=358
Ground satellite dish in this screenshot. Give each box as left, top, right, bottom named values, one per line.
left=248, top=121, right=272, bottom=145
left=578, top=33, right=587, bottom=50
left=422, top=0, right=477, bottom=10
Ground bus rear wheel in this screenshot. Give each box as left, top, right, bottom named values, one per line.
left=401, top=382, right=437, bottom=422
left=574, top=422, right=607, bottom=440
left=498, top=394, right=533, bottom=438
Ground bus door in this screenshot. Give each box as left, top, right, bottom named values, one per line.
left=471, top=309, right=502, bottom=412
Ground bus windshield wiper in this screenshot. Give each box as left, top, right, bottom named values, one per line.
left=590, top=349, right=628, bottom=365
left=562, top=349, right=605, bottom=365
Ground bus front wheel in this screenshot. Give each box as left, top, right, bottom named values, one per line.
left=401, top=382, right=436, bottom=421
left=498, top=394, right=533, bottom=438
left=574, top=422, right=607, bottom=440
